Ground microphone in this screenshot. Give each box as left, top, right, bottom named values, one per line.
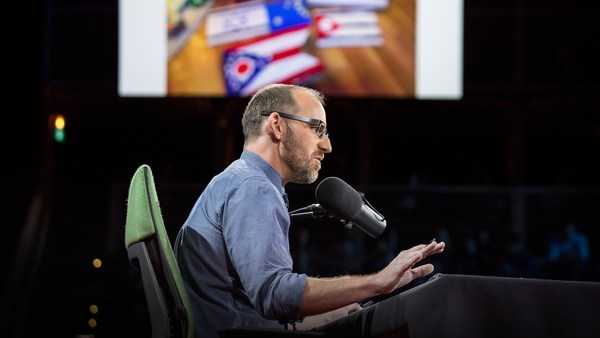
left=315, top=177, right=387, bottom=238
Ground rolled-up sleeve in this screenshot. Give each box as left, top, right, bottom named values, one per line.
left=223, top=177, right=306, bottom=320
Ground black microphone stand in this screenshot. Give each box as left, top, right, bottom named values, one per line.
left=289, top=203, right=327, bottom=219
left=289, top=203, right=353, bottom=229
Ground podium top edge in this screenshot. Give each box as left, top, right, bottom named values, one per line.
left=433, top=273, right=600, bottom=286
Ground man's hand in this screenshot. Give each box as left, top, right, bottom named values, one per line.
left=299, top=240, right=445, bottom=316
left=371, top=240, right=445, bottom=295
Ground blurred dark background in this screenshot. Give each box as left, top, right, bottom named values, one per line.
left=4, top=0, right=600, bottom=337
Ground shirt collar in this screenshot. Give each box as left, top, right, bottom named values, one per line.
left=241, top=151, right=286, bottom=195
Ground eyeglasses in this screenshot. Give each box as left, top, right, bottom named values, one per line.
left=261, top=111, right=329, bottom=138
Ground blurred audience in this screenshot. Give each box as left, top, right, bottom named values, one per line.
left=296, top=220, right=597, bottom=282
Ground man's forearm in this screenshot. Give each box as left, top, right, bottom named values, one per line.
left=299, top=275, right=381, bottom=316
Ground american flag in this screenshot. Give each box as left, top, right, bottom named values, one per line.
left=206, top=0, right=312, bottom=46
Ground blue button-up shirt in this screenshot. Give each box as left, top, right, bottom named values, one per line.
left=175, top=151, right=307, bottom=338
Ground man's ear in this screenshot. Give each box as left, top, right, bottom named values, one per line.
left=266, top=114, right=284, bottom=143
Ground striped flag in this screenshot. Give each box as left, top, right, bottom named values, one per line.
left=315, top=10, right=383, bottom=48
left=223, top=26, right=323, bottom=96
left=306, top=0, right=389, bottom=10
left=206, top=0, right=312, bottom=46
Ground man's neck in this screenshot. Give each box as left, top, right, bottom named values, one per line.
left=244, top=140, right=288, bottom=185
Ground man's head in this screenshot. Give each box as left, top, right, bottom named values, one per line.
left=242, top=84, right=332, bottom=184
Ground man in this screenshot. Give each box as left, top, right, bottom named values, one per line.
left=174, top=84, right=445, bottom=338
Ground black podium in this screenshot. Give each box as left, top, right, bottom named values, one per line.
left=319, top=274, right=600, bottom=338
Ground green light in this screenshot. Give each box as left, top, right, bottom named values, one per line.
left=54, top=129, right=65, bottom=143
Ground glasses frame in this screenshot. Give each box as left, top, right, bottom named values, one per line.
left=260, top=111, right=329, bottom=138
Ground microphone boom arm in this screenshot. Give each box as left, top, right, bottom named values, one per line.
left=289, top=204, right=329, bottom=219
left=290, top=203, right=351, bottom=224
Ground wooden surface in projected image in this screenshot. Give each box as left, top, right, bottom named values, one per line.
left=167, top=0, right=415, bottom=97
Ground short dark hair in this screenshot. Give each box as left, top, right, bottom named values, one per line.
left=242, top=84, right=324, bottom=142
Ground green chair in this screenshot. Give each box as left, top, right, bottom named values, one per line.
left=125, top=165, right=194, bottom=338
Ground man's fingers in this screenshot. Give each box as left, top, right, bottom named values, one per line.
left=428, top=242, right=445, bottom=255
left=405, top=241, right=445, bottom=257
left=411, top=264, right=434, bottom=278
left=414, top=241, right=437, bottom=257
left=394, top=241, right=445, bottom=273
left=399, top=252, right=422, bottom=272
left=406, top=244, right=427, bottom=253
left=421, top=241, right=445, bottom=257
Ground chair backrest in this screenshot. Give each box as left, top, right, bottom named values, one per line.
left=125, top=164, right=194, bottom=338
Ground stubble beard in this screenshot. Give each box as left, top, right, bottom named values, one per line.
left=282, top=127, right=319, bottom=184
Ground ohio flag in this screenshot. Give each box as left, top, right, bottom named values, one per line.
left=223, top=26, right=323, bottom=96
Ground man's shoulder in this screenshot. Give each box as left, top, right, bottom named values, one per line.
left=210, top=158, right=272, bottom=193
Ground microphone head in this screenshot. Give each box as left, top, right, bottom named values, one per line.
left=315, top=177, right=363, bottom=221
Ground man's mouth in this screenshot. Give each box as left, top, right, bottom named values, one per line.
left=312, top=158, right=322, bottom=168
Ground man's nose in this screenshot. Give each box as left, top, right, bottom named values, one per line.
left=319, top=136, right=332, bottom=154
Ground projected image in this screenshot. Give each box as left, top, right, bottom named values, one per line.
left=167, top=0, right=416, bottom=97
